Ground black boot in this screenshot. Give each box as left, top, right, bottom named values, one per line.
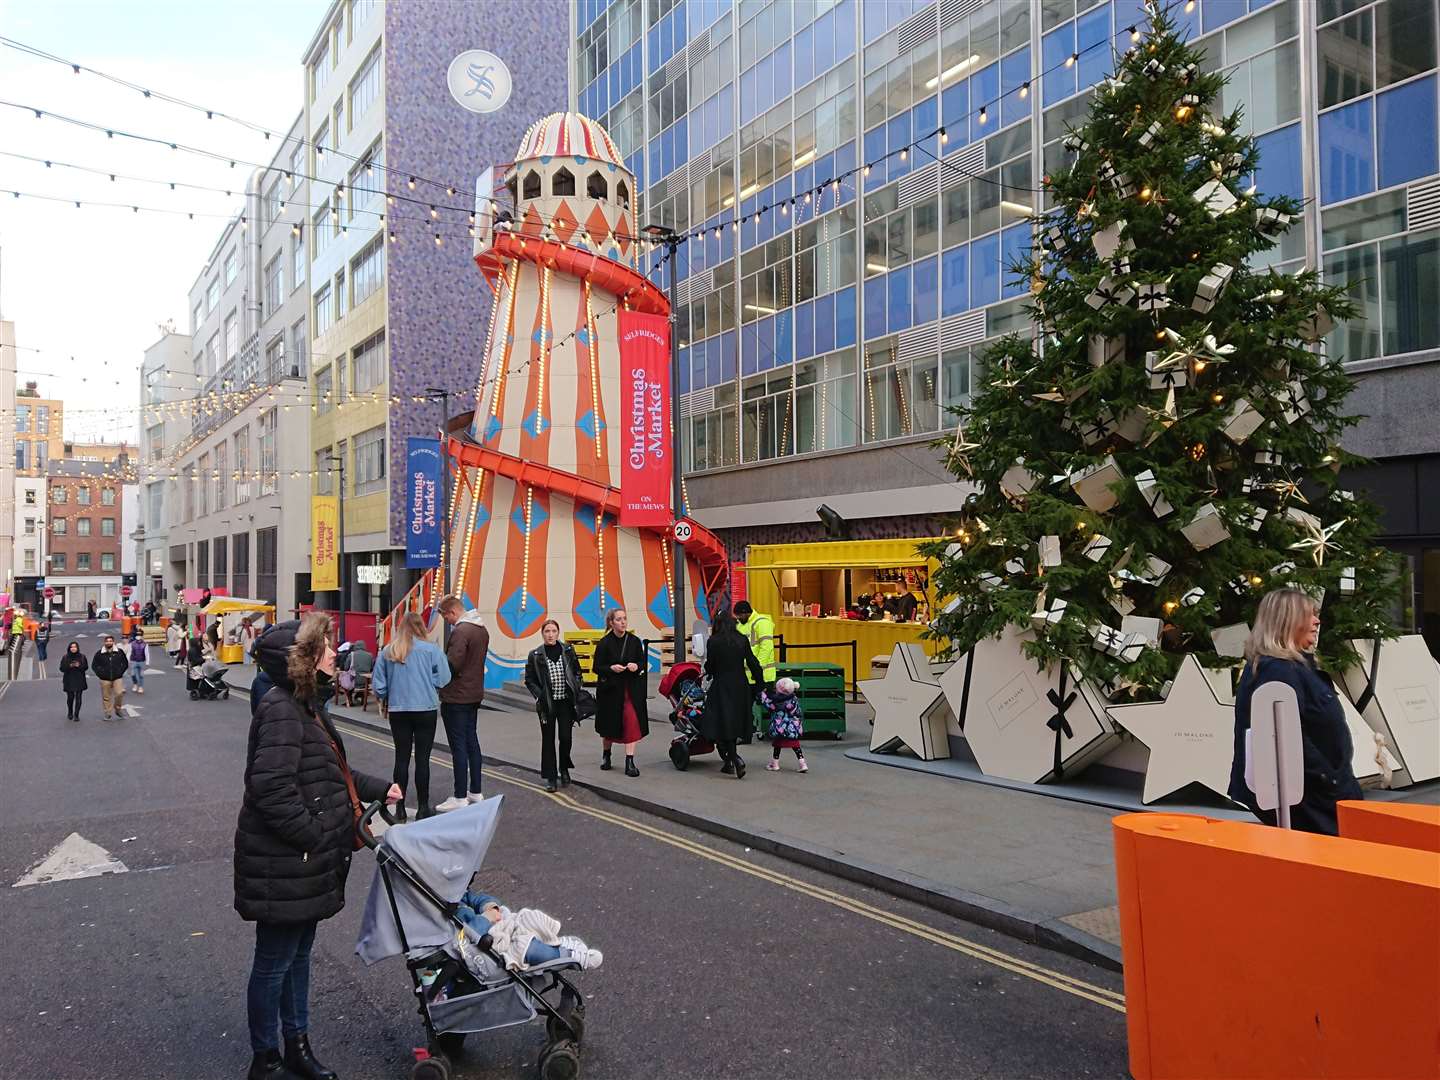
left=392, top=802, right=408, bottom=823
left=283, top=1034, right=338, bottom=1080
left=721, top=760, right=734, bottom=775
left=545, top=777, right=558, bottom=793
left=417, top=803, right=436, bottom=820
left=559, top=769, right=571, bottom=787
left=246, top=1049, right=300, bottom=1080
left=624, top=756, right=639, bottom=777
left=733, top=756, right=747, bottom=780
left=600, top=750, right=612, bottom=771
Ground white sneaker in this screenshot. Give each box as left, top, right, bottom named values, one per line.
left=467, top=791, right=485, bottom=804
left=559, top=936, right=602, bottom=970
left=435, top=796, right=469, bottom=813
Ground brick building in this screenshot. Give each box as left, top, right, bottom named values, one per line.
left=45, top=458, right=129, bottom=614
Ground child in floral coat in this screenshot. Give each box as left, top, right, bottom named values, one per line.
left=761, top=677, right=807, bottom=772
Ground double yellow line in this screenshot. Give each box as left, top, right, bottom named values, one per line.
left=335, top=720, right=1127, bottom=1014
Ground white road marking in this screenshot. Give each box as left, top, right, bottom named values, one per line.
left=13, top=833, right=128, bottom=887
left=122, top=704, right=141, bottom=717
left=142, top=668, right=166, bottom=675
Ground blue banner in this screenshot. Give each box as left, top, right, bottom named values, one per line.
left=405, top=437, right=443, bottom=568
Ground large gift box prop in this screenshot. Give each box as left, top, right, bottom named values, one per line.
left=861, top=642, right=953, bottom=761
left=1340, top=636, right=1440, bottom=785
left=939, top=630, right=1118, bottom=783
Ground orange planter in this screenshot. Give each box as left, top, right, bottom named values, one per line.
left=1114, top=812, right=1440, bottom=1080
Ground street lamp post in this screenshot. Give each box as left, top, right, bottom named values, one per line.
left=641, top=224, right=686, bottom=665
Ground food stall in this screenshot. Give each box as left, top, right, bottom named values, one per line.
left=200, top=597, right=277, bottom=664
left=742, top=538, right=945, bottom=689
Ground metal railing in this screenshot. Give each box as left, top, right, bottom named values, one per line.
left=775, top=634, right=862, bottom=701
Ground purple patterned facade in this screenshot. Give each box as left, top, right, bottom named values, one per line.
left=382, top=0, right=570, bottom=550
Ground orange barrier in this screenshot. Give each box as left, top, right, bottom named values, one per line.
left=1115, top=813, right=1440, bottom=1080
left=1339, top=800, right=1440, bottom=854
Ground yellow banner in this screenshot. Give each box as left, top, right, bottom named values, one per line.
left=311, top=496, right=339, bottom=591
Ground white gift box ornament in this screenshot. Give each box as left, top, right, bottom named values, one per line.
left=1136, top=279, right=1171, bottom=313
left=1211, top=622, right=1250, bottom=659
left=1193, top=178, right=1238, bottom=217
left=1240, top=506, right=1268, bottom=532
left=1091, top=623, right=1147, bottom=662
left=1109, top=591, right=1136, bottom=617
left=1286, top=506, right=1321, bottom=533
left=1031, top=596, right=1068, bottom=628
left=1038, top=535, right=1062, bottom=568
left=1282, top=379, right=1311, bottom=423
left=1079, top=409, right=1117, bottom=447
left=1082, top=534, right=1113, bottom=561
left=1088, top=334, right=1124, bottom=368
left=1043, top=224, right=1069, bottom=253
left=1122, top=616, right=1163, bottom=647
left=1086, top=275, right=1135, bottom=310
left=1138, top=120, right=1164, bottom=148
left=1070, top=456, right=1125, bottom=512
left=1142, top=58, right=1166, bottom=79
left=1063, top=131, right=1089, bottom=154
left=1219, top=151, right=1245, bottom=177
left=1135, top=469, right=1175, bottom=517
left=1000, top=460, right=1041, bottom=500
left=977, top=572, right=1002, bottom=591
left=1191, top=263, right=1235, bottom=313
left=1255, top=448, right=1283, bottom=466
left=1339, top=566, right=1356, bottom=594
left=1146, top=351, right=1187, bottom=389
left=1110, top=171, right=1137, bottom=198
left=1092, top=222, right=1123, bottom=261
left=1004, top=557, right=1026, bottom=575
left=1136, top=555, right=1173, bottom=585
left=1222, top=397, right=1265, bottom=443
left=1270, top=560, right=1298, bottom=577
left=945, top=542, right=964, bottom=559
left=1228, top=575, right=1251, bottom=596
left=1180, top=502, right=1231, bottom=551
left=1257, top=206, right=1291, bottom=233
left=1297, top=304, right=1335, bottom=342
left=1113, top=408, right=1150, bottom=444
left=1181, top=586, right=1205, bottom=606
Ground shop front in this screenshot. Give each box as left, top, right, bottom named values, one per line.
left=742, top=538, right=943, bottom=689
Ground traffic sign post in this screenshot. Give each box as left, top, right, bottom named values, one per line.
left=673, top=519, right=695, bottom=544
left=43, top=588, right=55, bottom=599
left=121, top=586, right=133, bottom=598
left=1247, top=682, right=1304, bottom=830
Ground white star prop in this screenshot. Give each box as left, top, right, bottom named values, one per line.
left=1289, top=517, right=1347, bottom=566
left=1106, top=656, right=1237, bottom=804
left=861, top=643, right=954, bottom=760
left=947, top=419, right=980, bottom=477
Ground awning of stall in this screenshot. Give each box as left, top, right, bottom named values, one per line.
left=742, top=537, right=942, bottom=571
left=200, top=597, right=277, bottom=617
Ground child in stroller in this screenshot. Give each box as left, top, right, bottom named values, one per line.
left=187, top=656, right=229, bottom=700
left=658, top=661, right=713, bottom=770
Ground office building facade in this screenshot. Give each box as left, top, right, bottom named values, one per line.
left=571, top=0, right=1440, bottom=645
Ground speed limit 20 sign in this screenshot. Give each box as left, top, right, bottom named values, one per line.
left=672, top=519, right=696, bottom=544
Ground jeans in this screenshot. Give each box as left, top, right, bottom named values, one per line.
left=388, top=709, right=437, bottom=808
left=440, top=702, right=483, bottom=798
left=540, top=698, right=576, bottom=781
left=246, top=920, right=317, bottom=1053
left=35, top=640, right=48, bottom=662
left=457, top=892, right=565, bottom=965
left=129, top=659, right=145, bottom=689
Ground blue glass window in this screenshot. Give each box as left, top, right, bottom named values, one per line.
left=1077, top=6, right=1111, bottom=92
left=775, top=310, right=794, bottom=368
left=742, top=323, right=759, bottom=375
left=720, top=331, right=736, bottom=381
left=795, top=25, right=815, bottom=88
left=1377, top=76, right=1438, bottom=190
left=912, top=256, right=940, bottom=326
left=888, top=265, right=913, bottom=334
left=1001, top=224, right=1030, bottom=299
left=1319, top=99, right=1375, bottom=204
left=1001, top=47, right=1031, bottom=128
left=815, top=293, right=836, bottom=355
left=941, top=244, right=969, bottom=317
left=1043, top=26, right=1075, bottom=107
left=942, top=80, right=969, bottom=147
left=835, top=286, right=857, bottom=348
left=973, top=62, right=999, bottom=129
left=1203, top=0, right=1249, bottom=33
left=887, top=112, right=912, bottom=182
left=864, top=275, right=886, bottom=339
left=796, top=301, right=815, bottom=359
left=913, top=95, right=940, bottom=165
left=708, top=338, right=724, bottom=386
left=679, top=347, right=692, bottom=393
left=972, top=233, right=1001, bottom=307
left=1254, top=123, right=1303, bottom=202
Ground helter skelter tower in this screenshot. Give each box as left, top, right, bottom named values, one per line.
left=440, top=113, right=730, bottom=688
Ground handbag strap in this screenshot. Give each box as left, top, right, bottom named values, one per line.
left=319, top=716, right=364, bottom=831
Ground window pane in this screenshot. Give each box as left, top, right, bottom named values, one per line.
left=941, top=243, right=969, bottom=316
left=1374, top=0, right=1437, bottom=89
left=972, top=232, right=1000, bottom=306
left=1323, top=243, right=1381, bottom=362
left=1321, top=189, right=1408, bottom=248
left=1318, top=10, right=1373, bottom=108
left=1246, top=41, right=1301, bottom=133
left=887, top=264, right=912, bottom=333
left=1255, top=123, right=1304, bottom=202
left=1318, top=98, right=1375, bottom=204
left=1376, top=75, right=1438, bottom=189
left=1380, top=228, right=1440, bottom=356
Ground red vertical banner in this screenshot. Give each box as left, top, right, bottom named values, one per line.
left=617, top=309, right=673, bottom=527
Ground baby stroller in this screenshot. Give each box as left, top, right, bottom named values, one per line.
left=659, top=661, right=714, bottom=770
left=187, top=657, right=229, bottom=700
left=356, top=796, right=588, bottom=1080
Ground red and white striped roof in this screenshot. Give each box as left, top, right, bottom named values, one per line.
left=514, top=112, right=625, bottom=168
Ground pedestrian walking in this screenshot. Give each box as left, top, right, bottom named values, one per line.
left=700, top=611, right=764, bottom=779
left=436, top=596, right=490, bottom=811
left=1229, top=588, right=1363, bottom=836
left=91, top=633, right=128, bottom=721
left=761, top=677, right=808, bottom=772
left=235, top=613, right=401, bottom=1080
left=371, top=613, right=451, bottom=821
left=128, top=630, right=148, bottom=694
left=34, top=615, right=51, bottom=663
left=593, top=608, right=648, bottom=776
left=166, top=620, right=183, bottom=667
left=60, top=641, right=88, bottom=721
left=87, top=599, right=97, bottom=621
left=524, top=619, right=584, bottom=793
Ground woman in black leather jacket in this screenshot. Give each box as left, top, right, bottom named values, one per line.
left=524, top=618, right=585, bottom=792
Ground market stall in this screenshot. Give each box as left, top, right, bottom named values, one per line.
left=743, top=538, right=945, bottom=691
left=199, top=597, right=276, bottom=664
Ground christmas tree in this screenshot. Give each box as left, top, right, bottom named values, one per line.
left=927, top=1, right=1398, bottom=700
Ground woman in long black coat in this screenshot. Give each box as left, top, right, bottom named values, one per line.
left=59, top=641, right=88, bottom=721
left=1228, top=588, right=1363, bottom=836
left=234, top=614, right=400, bottom=1080
left=592, top=608, right=648, bottom=776
left=701, top=611, right=765, bottom=779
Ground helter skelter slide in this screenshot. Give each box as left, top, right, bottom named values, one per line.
left=386, top=113, right=729, bottom=690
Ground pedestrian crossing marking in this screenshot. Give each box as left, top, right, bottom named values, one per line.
left=13, top=833, right=128, bottom=887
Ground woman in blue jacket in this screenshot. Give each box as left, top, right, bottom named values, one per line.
left=372, top=613, right=451, bottom=821
left=1228, top=588, right=1363, bottom=835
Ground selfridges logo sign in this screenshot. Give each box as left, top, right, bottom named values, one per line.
left=447, top=50, right=512, bottom=114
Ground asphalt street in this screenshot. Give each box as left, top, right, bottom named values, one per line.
left=0, top=621, right=1130, bottom=1080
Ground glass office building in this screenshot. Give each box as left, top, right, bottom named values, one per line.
left=571, top=0, right=1440, bottom=648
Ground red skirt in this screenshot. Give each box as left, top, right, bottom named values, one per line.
left=617, top=696, right=644, bottom=744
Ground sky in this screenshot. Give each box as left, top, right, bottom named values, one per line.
left=0, top=0, right=332, bottom=441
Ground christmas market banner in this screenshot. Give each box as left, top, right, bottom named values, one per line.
left=617, top=309, right=672, bottom=527
left=405, top=437, right=443, bottom=568
left=310, top=496, right=339, bottom=591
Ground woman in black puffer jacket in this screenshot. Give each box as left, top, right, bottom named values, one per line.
left=235, top=613, right=399, bottom=1080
